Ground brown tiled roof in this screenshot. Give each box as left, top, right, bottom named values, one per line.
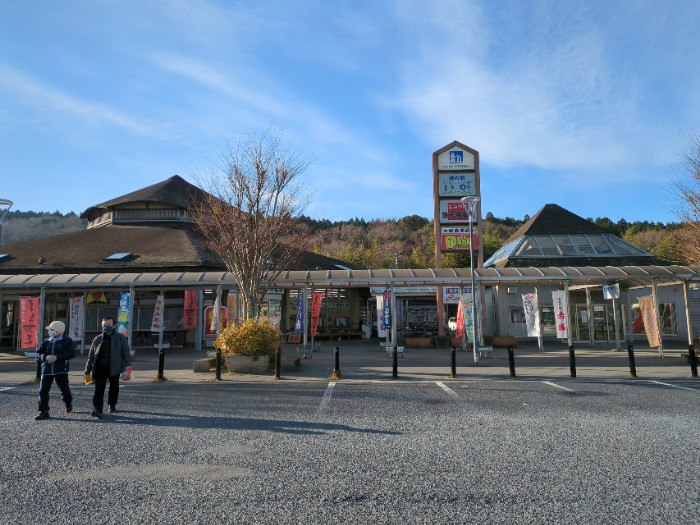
left=0, top=223, right=365, bottom=274
left=80, top=175, right=209, bottom=221
left=503, top=203, right=605, bottom=244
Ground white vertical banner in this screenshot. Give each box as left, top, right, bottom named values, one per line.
left=551, top=290, right=569, bottom=339
left=69, top=296, right=84, bottom=341
left=522, top=292, right=541, bottom=337
left=211, top=293, right=221, bottom=332
left=151, top=294, right=165, bottom=332
left=376, top=295, right=387, bottom=338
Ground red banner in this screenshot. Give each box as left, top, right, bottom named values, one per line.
left=311, top=292, right=324, bottom=337
left=20, top=297, right=40, bottom=349
left=183, top=290, right=198, bottom=329
left=204, top=306, right=227, bottom=340
left=455, top=299, right=464, bottom=338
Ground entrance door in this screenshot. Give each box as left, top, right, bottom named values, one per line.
left=574, top=304, right=590, bottom=342
left=0, top=301, right=19, bottom=350
left=574, top=304, right=614, bottom=343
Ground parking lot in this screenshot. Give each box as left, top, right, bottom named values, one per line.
left=1, top=372, right=698, bottom=524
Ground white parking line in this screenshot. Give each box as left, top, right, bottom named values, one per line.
left=648, top=380, right=698, bottom=392
left=319, top=382, right=336, bottom=410
left=435, top=381, right=458, bottom=398
left=542, top=381, right=575, bottom=392
left=0, top=387, right=14, bottom=392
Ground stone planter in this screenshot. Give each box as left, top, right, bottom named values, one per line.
left=224, top=354, right=270, bottom=374
left=404, top=336, right=433, bottom=349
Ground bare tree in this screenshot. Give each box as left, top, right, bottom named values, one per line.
left=672, top=134, right=700, bottom=263
left=191, top=129, right=313, bottom=320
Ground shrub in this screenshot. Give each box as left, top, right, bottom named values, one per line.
left=214, top=318, right=280, bottom=357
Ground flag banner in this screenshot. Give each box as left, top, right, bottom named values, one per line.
left=522, top=293, right=541, bottom=337
left=638, top=295, right=660, bottom=347
left=551, top=290, right=569, bottom=339
left=211, top=294, right=221, bottom=332
left=376, top=295, right=387, bottom=338
left=151, top=294, right=165, bottom=332
left=69, top=296, right=84, bottom=341
left=456, top=297, right=465, bottom=338
left=19, top=296, right=40, bottom=349
left=204, top=305, right=227, bottom=340
left=381, top=290, right=392, bottom=330
left=117, top=291, right=131, bottom=336
left=183, top=290, right=198, bottom=329
left=311, top=292, right=324, bottom=337
left=294, top=290, right=305, bottom=333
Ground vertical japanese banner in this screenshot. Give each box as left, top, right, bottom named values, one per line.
left=151, top=294, right=165, bottom=332
left=69, top=296, right=84, bottom=341
left=455, top=297, right=465, bottom=338
left=382, top=290, right=392, bottom=331
left=376, top=295, right=387, bottom=338
left=522, top=293, right=541, bottom=337
left=310, top=292, right=324, bottom=337
left=638, top=296, right=660, bottom=347
left=461, top=287, right=474, bottom=343
left=183, top=290, right=198, bottom=329
left=211, top=294, right=221, bottom=332
left=294, top=290, right=305, bottom=333
left=551, top=290, right=569, bottom=339
left=117, top=291, right=131, bottom=336
left=19, top=296, right=40, bottom=349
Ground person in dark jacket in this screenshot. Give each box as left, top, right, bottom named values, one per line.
left=85, top=316, right=132, bottom=418
left=35, top=320, right=76, bottom=420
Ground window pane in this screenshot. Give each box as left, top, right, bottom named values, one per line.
left=570, top=235, right=594, bottom=254
left=552, top=235, right=577, bottom=255
left=535, top=236, right=559, bottom=255
left=589, top=235, right=613, bottom=254
left=514, top=238, right=543, bottom=256
left=510, top=307, right=525, bottom=323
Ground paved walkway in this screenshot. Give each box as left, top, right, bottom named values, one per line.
left=1, top=338, right=698, bottom=385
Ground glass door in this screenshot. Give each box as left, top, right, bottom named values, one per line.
left=574, top=304, right=590, bottom=342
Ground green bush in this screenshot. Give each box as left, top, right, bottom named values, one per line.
left=214, top=318, right=280, bottom=357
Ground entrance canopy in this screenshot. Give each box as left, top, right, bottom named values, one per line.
left=1, top=265, right=699, bottom=292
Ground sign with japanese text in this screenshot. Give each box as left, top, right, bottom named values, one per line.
left=311, top=292, right=324, bottom=337
left=19, top=296, right=40, bottom=349
left=440, top=227, right=478, bottom=251
left=438, top=172, right=476, bottom=197
left=381, top=290, right=392, bottom=330
left=521, top=293, right=541, bottom=337
left=117, top=291, right=131, bottom=336
left=439, top=200, right=475, bottom=223
left=69, top=296, right=84, bottom=341
left=437, top=148, right=475, bottom=170
left=602, top=284, right=620, bottom=300
left=294, top=290, right=305, bottom=333
left=151, top=294, right=165, bottom=332
left=183, top=290, right=198, bottom=329
left=443, top=286, right=473, bottom=304
left=638, top=296, right=660, bottom=347
left=376, top=295, right=387, bottom=338
left=551, top=290, right=569, bottom=339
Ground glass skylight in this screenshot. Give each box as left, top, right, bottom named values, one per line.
left=104, top=252, right=134, bottom=261
left=0, top=253, right=11, bottom=263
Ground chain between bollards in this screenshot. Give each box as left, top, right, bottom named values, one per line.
left=215, top=348, right=222, bottom=381
left=274, top=346, right=281, bottom=380
left=508, top=346, right=516, bottom=377
left=688, top=344, right=698, bottom=378
left=627, top=343, right=637, bottom=378
left=392, top=344, right=398, bottom=379
left=568, top=345, right=576, bottom=378
left=331, top=345, right=341, bottom=379
left=450, top=346, right=457, bottom=378
left=157, top=347, right=165, bottom=380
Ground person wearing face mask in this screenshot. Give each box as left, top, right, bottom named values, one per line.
left=84, top=316, right=132, bottom=418
left=34, top=320, right=76, bottom=420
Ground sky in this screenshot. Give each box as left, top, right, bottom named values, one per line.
left=1, top=0, right=699, bottom=224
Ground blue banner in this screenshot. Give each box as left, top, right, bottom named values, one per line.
left=381, top=290, right=391, bottom=330
left=117, top=291, right=131, bottom=336
left=294, top=290, right=305, bottom=333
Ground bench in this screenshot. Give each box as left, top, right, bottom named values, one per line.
left=385, top=346, right=404, bottom=358
left=491, top=336, right=518, bottom=348
left=297, top=345, right=313, bottom=359
left=193, top=358, right=215, bottom=373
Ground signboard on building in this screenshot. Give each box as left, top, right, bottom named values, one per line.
left=437, top=148, right=475, bottom=170
left=440, top=227, right=478, bottom=251
left=443, top=286, right=473, bottom=304
left=438, top=172, right=476, bottom=197
left=439, top=199, right=474, bottom=223
left=602, top=283, right=620, bottom=300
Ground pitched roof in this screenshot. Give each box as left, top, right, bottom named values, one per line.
left=80, top=175, right=209, bottom=221
left=504, top=203, right=604, bottom=244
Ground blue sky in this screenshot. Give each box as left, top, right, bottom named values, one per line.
left=1, top=0, right=699, bottom=224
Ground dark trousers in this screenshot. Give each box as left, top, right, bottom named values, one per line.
left=38, top=373, right=73, bottom=412
left=92, top=367, right=120, bottom=412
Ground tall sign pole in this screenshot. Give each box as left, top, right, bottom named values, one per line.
left=432, top=142, right=482, bottom=339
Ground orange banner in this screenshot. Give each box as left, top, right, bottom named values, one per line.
left=311, top=292, right=324, bottom=337
left=20, top=296, right=40, bottom=349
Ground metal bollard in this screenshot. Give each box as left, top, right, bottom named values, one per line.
left=274, top=346, right=281, bottom=380
left=392, top=344, right=398, bottom=379
left=568, top=345, right=576, bottom=378
left=688, top=344, right=697, bottom=378
left=215, top=348, right=222, bottom=381
left=508, top=346, right=516, bottom=377
left=331, top=346, right=341, bottom=379
left=627, top=343, right=637, bottom=378
left=450, top=346, right=457, bottom=378
left=157, top=347, right=165, bottom=380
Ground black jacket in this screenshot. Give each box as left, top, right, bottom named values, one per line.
left=36, top=335, right=76, bottom=375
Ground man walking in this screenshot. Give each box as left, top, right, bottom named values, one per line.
left=85, top=317, right=132, bottom=418
left=35, top=321, right=76, bottom=420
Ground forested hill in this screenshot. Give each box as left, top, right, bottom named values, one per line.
left=0, top=210, right=681, bottom=266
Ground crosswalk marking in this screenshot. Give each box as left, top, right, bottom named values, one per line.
left=435, top=381, right=458, bottom=398
left=542, top=381, right=575, bottom=392
left=319, top=382, right=336, bottom=410
left=648, top=380, right=698, bottom=392
left=0, top=386, right=14, bottom=392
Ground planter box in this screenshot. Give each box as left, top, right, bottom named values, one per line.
left=404, top=336, right=433, bottom=349
left=224, top=354, right=270, bottom=374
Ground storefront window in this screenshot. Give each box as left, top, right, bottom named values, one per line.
left=510, top=307, right=525, bottom=324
